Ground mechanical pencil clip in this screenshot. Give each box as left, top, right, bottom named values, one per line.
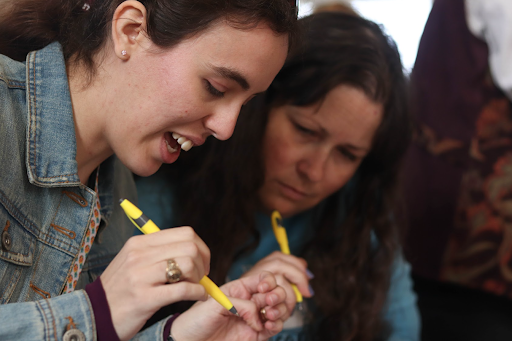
left=271, top=210, right=304, bottom=308
left=119, top=198, right=239, bottom=317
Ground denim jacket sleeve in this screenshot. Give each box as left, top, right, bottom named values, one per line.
left=130, top=318, right=169, bottom=341
left=0, top=290, right=96, bottom=341
left=382, top=252, right=421, bottom=341
left=0, top=290, right=173, bottom=341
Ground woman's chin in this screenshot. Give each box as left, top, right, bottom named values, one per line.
left=130, top=162, right=162, bottom=178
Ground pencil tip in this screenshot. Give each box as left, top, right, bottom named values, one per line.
left=229, top=306, right=240, bottom=316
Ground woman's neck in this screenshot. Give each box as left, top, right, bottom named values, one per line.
left=67, top=60, right=114, bottom=184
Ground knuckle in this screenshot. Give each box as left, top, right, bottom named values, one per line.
left=124, top=249, right=142, bottom=266
left=183, top=241, right=200, bottom=258
left=179, top=226, right=196, bottom=239
left=275, top=273, right=286, bottom=283
left=269, top=250, right=282, bottom=258
left=275, top=285, right=286, bottom=297
left=179, top=258, right=195, bottom=278
left=124, top=235, right=140, bottom=249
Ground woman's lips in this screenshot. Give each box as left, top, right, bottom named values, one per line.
left=278, top=181, right=308, bottom=201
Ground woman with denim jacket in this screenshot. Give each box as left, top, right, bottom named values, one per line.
left=0, top=0, right=298, bottom=340
left=137, top=12, right=420, bottom=341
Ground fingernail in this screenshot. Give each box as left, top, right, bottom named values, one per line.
left=308, top=284, right=315, bottom=296
left=306, top=268, right=314, bottom=279
left=260, top=282, right=270, bottom=292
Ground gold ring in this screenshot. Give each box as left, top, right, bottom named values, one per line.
left=166, top=259, right=182, bottom=284
left=259, top=307, right=268, bottom=321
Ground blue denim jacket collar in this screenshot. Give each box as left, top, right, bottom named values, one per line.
left=26, top=42, right=81, bottom=186
left=24, top=42, right=116, bottom=223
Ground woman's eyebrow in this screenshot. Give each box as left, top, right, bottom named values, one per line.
left=211, top=65, right=250, bottom=90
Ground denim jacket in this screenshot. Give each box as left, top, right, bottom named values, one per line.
left=0, top=43, right=168, bottom=340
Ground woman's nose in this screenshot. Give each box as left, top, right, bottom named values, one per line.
left=297, top=150, right=327, bottom=182
left=203, top=105, right=241, bottom=141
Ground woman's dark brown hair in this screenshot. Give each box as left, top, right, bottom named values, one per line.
left=162, top=11, right=411, bottom=341
left=0, top=0, right=297, bottom=75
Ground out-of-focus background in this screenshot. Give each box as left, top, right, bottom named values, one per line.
left=298, top=0, right=433, bottom=73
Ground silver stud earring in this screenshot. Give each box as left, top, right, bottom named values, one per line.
left=121, top=50, right=127, bottom=56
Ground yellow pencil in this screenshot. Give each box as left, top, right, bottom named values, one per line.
left=270, top=210, right=303, bottom=304
left=119, top=198, right=239, bottom=316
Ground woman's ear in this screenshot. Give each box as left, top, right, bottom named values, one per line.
left=111, top=0, right=148, bottom=60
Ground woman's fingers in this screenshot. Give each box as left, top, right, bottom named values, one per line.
left=147, top=242, right=209, bottom=283
left=244, top=253, right=312, bottom=299
left=114, top=229, right=211, bottom=283
left=249, top=284, right=287, bottom=310
left=263, top=318, right=284, bottom=337
left=224, top=272, right=291, bottom=325
left=131, top=254, right=202, bottom=286
left=226, top=296, right=266, bottom=332
left=265, top=251, right=307, bottom=271
left=225, top=296, right=287, bottom=338
left=272, top=274, right=298, bottom=319
left=222, top=270, right=278, bottom=301
left=130, top=226, right=211, bottom=273
left=261, top=302, right=288, bottom=321
left=151, top=281, right=208, bottom=306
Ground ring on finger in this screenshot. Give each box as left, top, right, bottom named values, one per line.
left=260, top=307, right=268, bottom=322
left=166, top=258, right=182, bottom=284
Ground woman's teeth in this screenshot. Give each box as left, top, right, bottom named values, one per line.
left=172, top=132, right=193, bottom=151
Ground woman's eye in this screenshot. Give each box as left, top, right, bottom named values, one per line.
left=339, top=148, right=358, bottom=162
left=293, top=122, right=316, bottom=136
left=204, top=80, right=225, bottom=98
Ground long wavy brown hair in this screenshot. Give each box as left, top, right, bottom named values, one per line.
left=159, top=12, right=411, bottom=341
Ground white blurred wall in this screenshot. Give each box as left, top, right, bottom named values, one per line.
left=298, top=0, right=434, bottom=73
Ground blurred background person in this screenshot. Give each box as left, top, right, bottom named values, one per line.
left=403, top=0, right=512, bottom=340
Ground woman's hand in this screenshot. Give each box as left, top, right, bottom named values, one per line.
left=241, top=251, right=312, bottom=320
left=100, top=226, right=210, bottom=340
left=171, top=271, right=288, bottom=341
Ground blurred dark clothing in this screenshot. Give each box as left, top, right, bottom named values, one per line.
left=414, top=275, right=512, bottom=341
left=404, top=0, right=512, bottom=339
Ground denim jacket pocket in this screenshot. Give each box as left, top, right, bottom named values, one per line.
left=0, top=212, right=36, bottom=304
